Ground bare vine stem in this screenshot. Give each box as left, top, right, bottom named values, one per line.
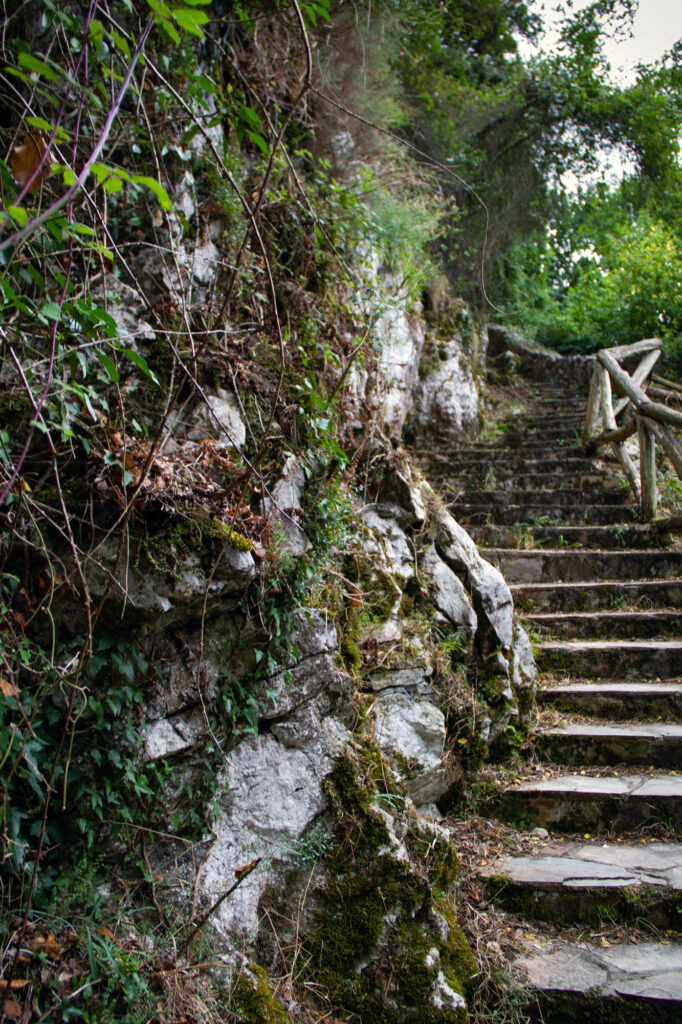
left=212, top=0, right=313, bottom=331
left=0, top=16, right=155, bottom=506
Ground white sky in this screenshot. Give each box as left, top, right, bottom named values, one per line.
left=526, top=0, right=682, bottom=83
left=522, top=1, right=682, bottom=187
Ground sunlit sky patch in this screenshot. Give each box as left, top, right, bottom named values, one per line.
left=520, top=1, right=682, bottom=188
left=525, top=0, right=682, bottom=83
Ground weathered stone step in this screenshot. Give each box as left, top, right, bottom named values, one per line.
left=442, top=456, right=600, bottom=474
left=482, top=840, right=682, bottom=929
left=519, top=941, right=682, bottom=1023
left=512, top=422, right=587, bottom=434
left=527, top=609, right=682, bottom=639
left=484, top=548, right=682, bottom=583
left=450, top=486, right=630, bottom=508
left=535, top=723, right=682, bottom=768
left=512, top=578, right=682, bottom=613
left=505, top=435, right=583, bottom=449
left=470, top=524, right=657, bottom=550
left=539, top=681, right=682, bottom=719
left=424, top=447, right=605, bottom=465
left=535, top=639, right=682, bottom=678
left=458, top=504, right=638, bottom=526
left=498, top=772, right=682, bottom=832
left=446, top=472, right=609, bottom=492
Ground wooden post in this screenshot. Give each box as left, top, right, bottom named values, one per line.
left=583, top=365, right=601, bottom=446
left=638, top=416, right=657, bottom=520
left=597, top=363, right=641, bottom=500
left=598, top=350, right=682, bottom=428
left=641, top=415, right=682, bottom=479
left=613, top=348, right=661, bottom=418
left=598, top=363, right=614, bottom=424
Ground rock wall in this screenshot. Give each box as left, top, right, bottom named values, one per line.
left=487, top=324, right=594, bottom=388
left=24, top=191, right=535, bottom=1023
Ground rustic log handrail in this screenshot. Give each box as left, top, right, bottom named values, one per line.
left=582, top=338, right=682, bottom=521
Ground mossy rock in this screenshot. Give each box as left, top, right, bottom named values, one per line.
left=232, top=964, right=290, bottom=1023
left=306, top=748, right=475, bottom=1023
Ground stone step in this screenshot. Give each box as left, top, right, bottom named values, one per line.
left=519, top=941, right=682, bottom=1023
left=441, top=456, right=600, bottom=474
left=484, top=548, right=682, bottom=583
left=534, top=723, right=682, bottom=768
left=445, top=472, right=610, bottom=492
left=497, top=772, right=682, bottom=832
left=535, top=639, right=682, bottom=679
left=539, top=681, right=682, bottom=719
left=424, top=446, right=604, bottom=464
left=505, top=428, right=585, bottom=444
left=470, top=523, right=657, bottom=550
left=449, top=486, right=631, bottom=507
left=458, top=504, right=638, bottom=526
left=482, top=840, right=682, bottom=929
left=511, top=579, right=682, bottom=613
left=527, top=609, right=682, bottom=640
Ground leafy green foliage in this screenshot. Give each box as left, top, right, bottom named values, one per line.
left=0, top=610, right=157, bottom=891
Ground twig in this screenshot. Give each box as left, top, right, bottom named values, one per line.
left=177, top=858, right=262, bottom=954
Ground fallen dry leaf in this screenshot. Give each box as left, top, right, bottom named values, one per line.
left=30, top=934, right=62, bottom=960
left=1, top=998, right=22, bottom=1019
left=11, top=133, right=51, bottom=191
left=0, top=981, right=29, bottom=993
left=234, top=858, right=260, bottom=881
left=0, top=678, right=19, bottom=698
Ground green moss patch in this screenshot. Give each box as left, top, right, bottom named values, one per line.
left=305, top=748, right=475, bottom=1023
left=233, top=965, right=290, bottom=1024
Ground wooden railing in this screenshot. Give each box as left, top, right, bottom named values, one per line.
left=582, top=338, right=682, bottom=521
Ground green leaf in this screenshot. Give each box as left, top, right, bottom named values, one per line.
left=112, top=31, right=131, bottom=58
left=158, top=16, right=181, bottom=43
left=103, top=175, right=123, bottom=195
left=7, top=205, right=28, bottom=227
left=192, top=73, right=217, bottom=94
left=118, top=347, right=160, bottom=386
left=25, top=115, right=70, bottom=142
left=17, top=53, right=58, bottom=81
left=89, top=19, right=105, bottom=41
left=238, top=104, right=262, bottom=131
left=172, top=6, right=209, bottom=36
left=246, top=130, right=269, bottom=156
left=95, top=350, right=120, bottom=383
left=131, top=174, right=172, bottom=210
left=92, top=162, right=114, bottom=184
left=40, top=301, right=62, bottom=321
left=52, top=162, right=77, bottom=185
left=147, top=0, right=172, bottom=17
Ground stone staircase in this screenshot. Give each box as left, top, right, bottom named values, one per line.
left=431, top=379, right=682, bottom=1021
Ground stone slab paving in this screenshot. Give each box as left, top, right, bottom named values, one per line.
left=514, top=773, right=682, bottom=798
left=502, top=770, right=682, bottom=831
left=536, top=638, right=682, bottom=678
left=529, top=609, right=682, bottom=638
left=455, top=378, right=682, bottom=1018
left=487, top=548, right=682, bottom=582
left=537, top=724, right=682, bottom=765
left=543, top=682, right=682, bottom=695
left=539, top=681, right=682, bottom=719
left=542, top=723, right=682, bottom=739
left=483, top=841, right=682, bottom=890
left=519, top=941, right=682, bottom=1001
left=510, top=579, right=682, bottom=612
